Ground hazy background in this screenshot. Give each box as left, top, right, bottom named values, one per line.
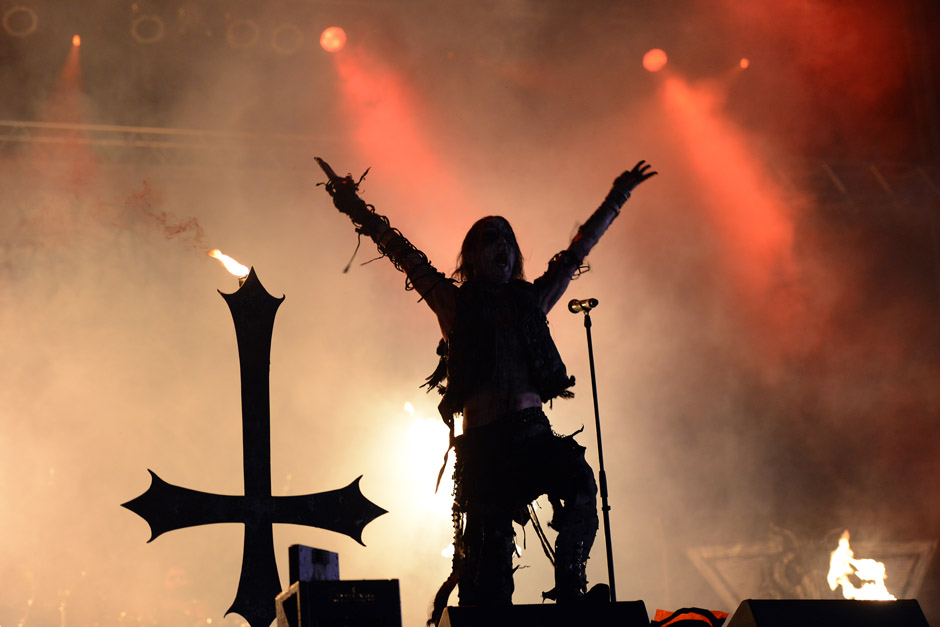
left=1, top=0, right=939, bottom=625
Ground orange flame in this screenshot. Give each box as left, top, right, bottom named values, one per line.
left=828, top=530, right=896, bottom=600
left=208, top=249, right=249, bottom=278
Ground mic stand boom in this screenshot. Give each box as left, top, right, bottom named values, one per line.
left=576, top=303, right=617, bottom=601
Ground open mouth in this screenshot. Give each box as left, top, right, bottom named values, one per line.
left=495, top=251, right=509, bottom=269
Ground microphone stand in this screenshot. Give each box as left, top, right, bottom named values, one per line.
left=575, top=303, right=617, bottom=601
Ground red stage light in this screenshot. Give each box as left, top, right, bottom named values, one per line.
left=72, top=34, right=81, bottom=47
left=320, top=26, right=346, bottom=53
left=740, top=57, right=750, bottom=69
left=643, top=48, right=668, bottom=72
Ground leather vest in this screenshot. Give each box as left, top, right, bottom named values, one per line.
left=435, top=280, right=575, bottom=420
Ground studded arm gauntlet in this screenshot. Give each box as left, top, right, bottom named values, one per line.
left=566, top=160, right=655, bottom=265
left=317, top=158, right=451, bottom=299
left=567, top=186, right=630, bottom=266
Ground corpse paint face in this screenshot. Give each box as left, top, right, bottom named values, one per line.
left=475, top=219, right=517, bottom=284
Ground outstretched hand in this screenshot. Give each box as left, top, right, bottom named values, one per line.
left=612, top=160, right=657, bottom=193
left=315, top=157, right=368, bottom=201
left=315, top=157, right=379, bottom=228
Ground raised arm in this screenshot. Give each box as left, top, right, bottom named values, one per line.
left=534, top=161, right=657, bottom=313
left=316, top=158, right=458, bottom=337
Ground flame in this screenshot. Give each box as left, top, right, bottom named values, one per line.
left=208, top=249, right=249, bottom=278
left=828, top=530, right=896, bottom=600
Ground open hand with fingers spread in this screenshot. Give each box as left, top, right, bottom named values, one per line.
left=612, top=160, right=658, bottom=195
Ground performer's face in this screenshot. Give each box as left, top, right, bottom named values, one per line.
left=475, top=220, right=516, bottom=284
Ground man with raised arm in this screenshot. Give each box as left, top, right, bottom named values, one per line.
left=316, top=159, right=656, bottom=625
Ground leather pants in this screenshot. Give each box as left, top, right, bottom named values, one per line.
left=451, top=408, right=598, bottom=607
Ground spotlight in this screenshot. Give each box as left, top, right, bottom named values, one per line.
left=226, top=19, right=260, bottom=49
left=739, top=57, right=750, bottom=69
left=320, top=26, right=346, bottom=53
left=642, top=48, right=668, bottom=72
left=271, top=23, right=303, bottom=56
left=72, top=34, right=81, bottom=47
left=131, top=15, right=165, bottom=44
left=2, top=5, right=38, bottom=38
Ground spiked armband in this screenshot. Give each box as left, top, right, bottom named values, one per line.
left=320, top=163, right=451, bottom=299
left=372, top=225, right=451, bottom=297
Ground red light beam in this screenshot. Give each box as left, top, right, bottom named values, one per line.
left=661, top=76, right=804, bottom=356
left=330, top=47, right=475, bottom=233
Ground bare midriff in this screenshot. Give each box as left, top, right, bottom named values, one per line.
left=462, top=390, right=542, bottom=432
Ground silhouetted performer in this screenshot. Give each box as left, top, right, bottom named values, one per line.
left=317, top=159, right=656, bottom=625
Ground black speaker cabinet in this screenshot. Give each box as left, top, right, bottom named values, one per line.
left=276, top=579, right=402, bottom=627
left=727, top=599, right=930, bottom=627
left=440, top=600, right=650, bottom=627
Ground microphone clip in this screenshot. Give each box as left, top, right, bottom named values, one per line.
left=568, top=298, right=599, bottom=314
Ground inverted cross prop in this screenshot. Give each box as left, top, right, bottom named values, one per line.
left=123, top=269, right=387, bottom=627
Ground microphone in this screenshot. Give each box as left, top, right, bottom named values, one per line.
left=568, top=298, right=599, bottom=313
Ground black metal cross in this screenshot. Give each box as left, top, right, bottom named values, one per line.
left=123, top=269, right=386, bottom=627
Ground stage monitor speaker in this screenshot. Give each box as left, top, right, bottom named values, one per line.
left=726, top=599, right=930, bottom=627
left=275, top=579, right=401, bottom=627
left=439, top=600, right=650, bottom=627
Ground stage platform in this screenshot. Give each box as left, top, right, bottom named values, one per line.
left=440, top=601, right=651, bottom=627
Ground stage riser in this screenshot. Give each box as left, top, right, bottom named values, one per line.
left=727, top=599, right=931, bottom=627
left=440, top=601, right=650, bottom=627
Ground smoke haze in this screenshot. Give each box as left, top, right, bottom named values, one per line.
left=1, top=0, right=938, bottom=624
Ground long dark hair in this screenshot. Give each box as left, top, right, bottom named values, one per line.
left=453, top=216, right=525, bottom=283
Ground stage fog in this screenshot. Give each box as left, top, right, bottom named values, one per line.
left=1, top=1, right=938, bottom=625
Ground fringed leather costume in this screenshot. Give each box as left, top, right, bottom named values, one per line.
left=424, top=276, right=596, bottom=618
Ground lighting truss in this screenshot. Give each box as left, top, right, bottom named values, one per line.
left=0, top=119, right=332, bottom=170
